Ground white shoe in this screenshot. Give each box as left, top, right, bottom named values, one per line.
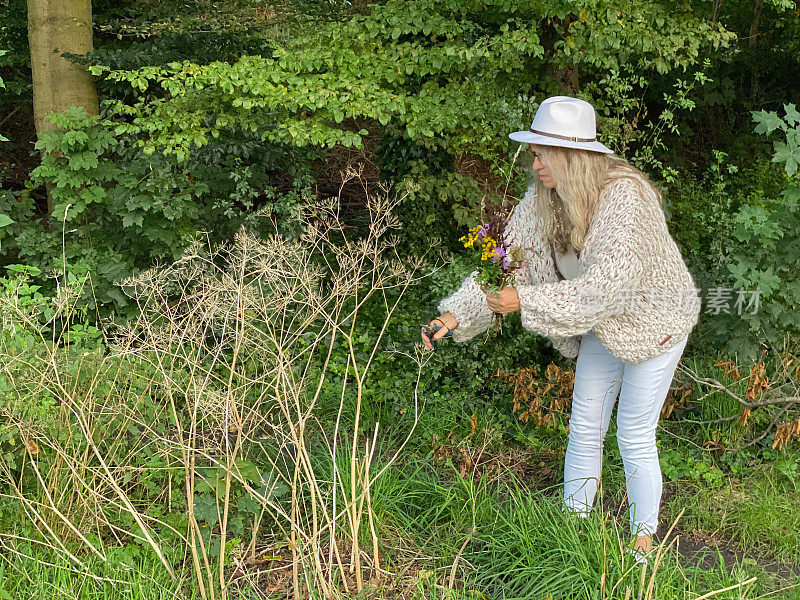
left=627, top=547, right=651, bottom=565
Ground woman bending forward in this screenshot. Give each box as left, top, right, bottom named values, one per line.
left=422, top=96, right=701, bottom=560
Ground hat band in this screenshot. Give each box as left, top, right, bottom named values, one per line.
left=530, top=129, right=596, bottom=143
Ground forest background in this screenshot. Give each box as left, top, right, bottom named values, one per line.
left=0, top=1, right=799, bottom=599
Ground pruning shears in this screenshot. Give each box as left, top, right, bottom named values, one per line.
left=422, top=321, right=453, bottom=347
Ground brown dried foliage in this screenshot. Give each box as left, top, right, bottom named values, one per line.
left=497, top=363, right=575, bottom=428
left=713, top=360, right=741, bottom=381
left=745, top=361, right=771, bottom=400
left=660, top=374, right=694, bottom=420
left=772, top=417, right=800, bottom=451
left=430, top=429, right=561, bottom=488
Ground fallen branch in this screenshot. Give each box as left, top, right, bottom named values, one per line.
left=677, top=364, right=798, bottom=409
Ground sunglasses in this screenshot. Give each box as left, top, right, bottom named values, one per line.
left=529, top=149, right=544, bottom=165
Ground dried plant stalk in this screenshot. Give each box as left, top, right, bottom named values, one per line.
left=0, top=174, right=433, bottom=599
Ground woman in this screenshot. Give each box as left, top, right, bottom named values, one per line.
left=422, top=96, right=701, bottom=560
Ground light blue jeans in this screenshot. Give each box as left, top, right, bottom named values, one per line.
left=563, top=330, right=688, bottom=536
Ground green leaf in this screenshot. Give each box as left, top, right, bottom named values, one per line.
left=62, top=130, right=90, bottom=149
left=68, top=152, right=100, bottom=171
left=772, top=141, right=800, bottom=177
left=193, top=494, right=219, bottom=527
left=784, top=103, right=800, bottom=126
left=122, top=212, right=143, bottom=228
left=88, top=64, right=110, bottom=76
left=234, top=459, right=260, bottom=482
left=748, top=269, right=782, bottom=298
left=6, top=264, right=41, bottom=276
left=257, top=471, right=289, bottom=500
left=753, top=110, right=786, bottom=135
left=783, top=184, right=800, bottom=209
left=237, top=495, right=261, bottom=515
left=0, top=214, right=13, bottom=229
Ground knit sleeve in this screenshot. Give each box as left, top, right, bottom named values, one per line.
left=550, top=335, right=581, bottom=359
left=436, top=271, right=494, bottom=342
left=436, top=189, right=540, bottom=343
left=515, top=178, right=649, bottom=338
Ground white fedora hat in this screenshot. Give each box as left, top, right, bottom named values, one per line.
left=509, top=96, right=613, bottom=154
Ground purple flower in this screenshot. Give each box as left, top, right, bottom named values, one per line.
left=493, top=246, right=506, bottom=260
left=491, top=245, right=512, bottom=269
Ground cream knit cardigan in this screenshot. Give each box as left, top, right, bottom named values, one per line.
left=437, top=175, right=702, bottom=363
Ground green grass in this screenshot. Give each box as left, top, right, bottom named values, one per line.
left=361, top=363, right=800, bottom=598
left=0, top=546, right=204, bottom=600
left=365, top=455, right=769, bottom=600
left=3, top=334, right=798, bottom=600
left=2, top=443, right=797, bottom=599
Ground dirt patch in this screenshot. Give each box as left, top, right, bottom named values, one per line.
left=430, top=433, right=565, bottom=492
left=664, top=527, right=798, bottom=582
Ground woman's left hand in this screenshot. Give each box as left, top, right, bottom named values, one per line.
left=486, top=287, right=520, bottom=314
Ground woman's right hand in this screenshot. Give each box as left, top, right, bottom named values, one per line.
left=421, top=312, right=459, bottom=350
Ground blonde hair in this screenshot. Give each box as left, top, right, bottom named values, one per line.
left=526, top=145, right=662, bottom=254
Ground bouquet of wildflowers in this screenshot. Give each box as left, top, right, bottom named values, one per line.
left=460, top=223, right=526, bottom=291
left=459, top=211, right=527, bottom=329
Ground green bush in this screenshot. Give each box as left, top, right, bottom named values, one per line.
left=0, top=107, right=313, bottom=310
left=666, top=106, right=800, bottom=360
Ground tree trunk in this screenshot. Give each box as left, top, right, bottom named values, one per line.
left=748, top=0, right=764, bottom=100
left=28, top=0, right=98, bottom=134
left=748, top=0, right=764, bottom=50
left=711, top=0, right=724, bottom=23
left=28, top=0, right=99, bottom=216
